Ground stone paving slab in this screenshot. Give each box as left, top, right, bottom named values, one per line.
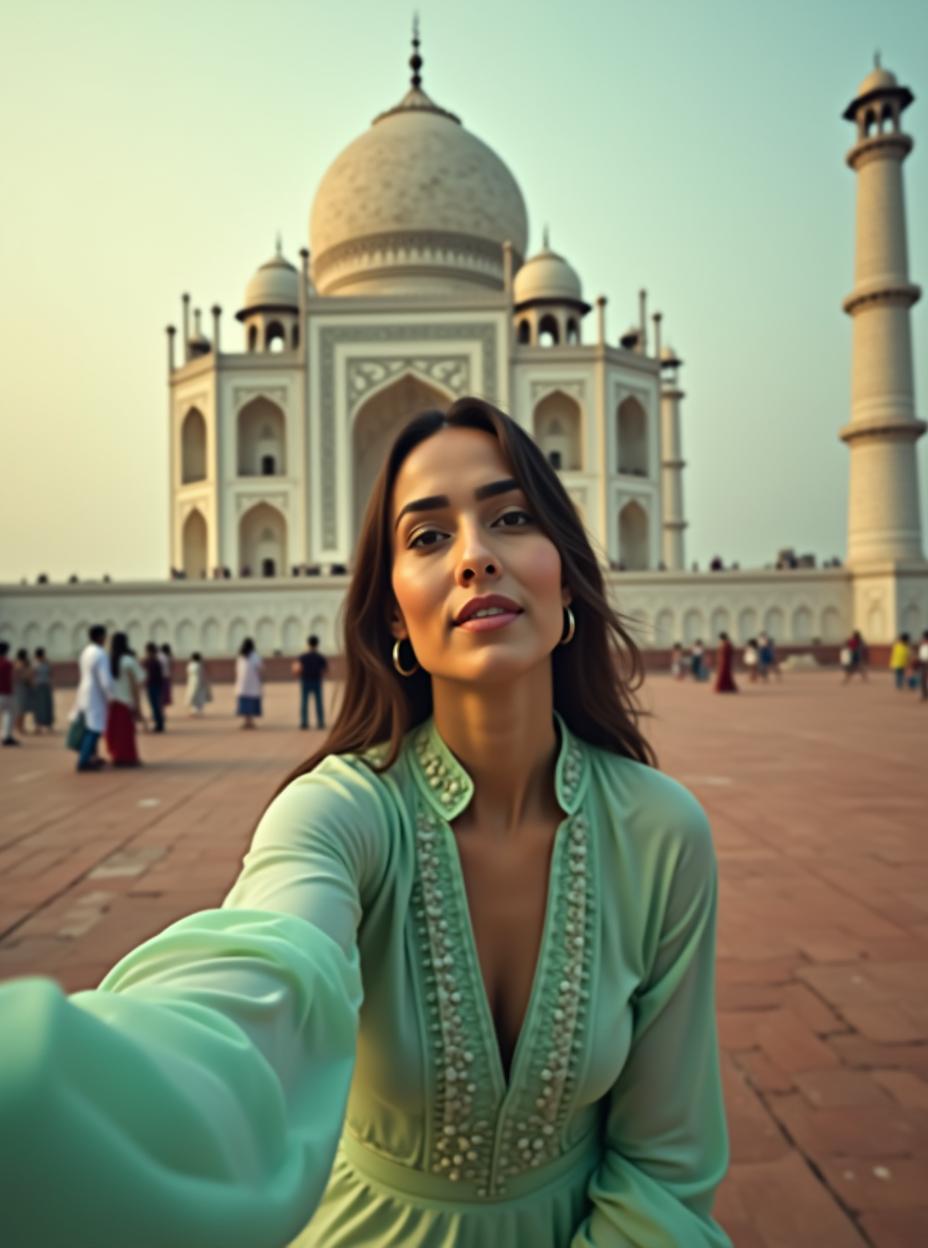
left=1, top=672, right=926, bottom=1246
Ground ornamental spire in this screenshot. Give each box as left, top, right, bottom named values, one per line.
left=410, top=13, right=422, bottom=89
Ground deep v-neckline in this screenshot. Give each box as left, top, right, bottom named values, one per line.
left=444, top=813, right=571, bottom=1098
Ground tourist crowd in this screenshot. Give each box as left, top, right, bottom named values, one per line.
left=0, top=627, right=328, bottom=769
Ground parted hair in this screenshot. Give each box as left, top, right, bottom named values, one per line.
left=274, top=396, right=655, bottom=799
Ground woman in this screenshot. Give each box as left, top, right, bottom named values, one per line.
left=713, top=632, right=738, bottom=694
left=0, top=399, right=731, bottom=1246
left=105, top=632, right=144, bottom=766
left=235, top=638, right=263, bottom=728
left=30, top=648, right=54, bottom=733
left=185, top=651, right=212, bottom=715
left=12, top=649, right=33, bottom=735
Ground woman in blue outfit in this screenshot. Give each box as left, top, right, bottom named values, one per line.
left=0, top=397, right=731, bottom=1247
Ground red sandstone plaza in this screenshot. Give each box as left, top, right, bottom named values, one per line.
left=0, top=671, right=926, bottom=1246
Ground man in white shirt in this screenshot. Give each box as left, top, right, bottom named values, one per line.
left=72, top=625, right=112, bottom=772
left=919, top=630, right=928, bottom=703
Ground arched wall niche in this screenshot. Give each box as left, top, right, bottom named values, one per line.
left=532, top=390, right=582, bottom=472
left=239, top=502, right=287, bottom=577
left=238, top=396, right=286, bottom=477
left=181, top=408, right=207, bottom=483
left=182, top=509, right=208, bottom=579
left=617, top=397, right=648, bottom=476
left=352, top=372, right=453, bottom=551
left=618, top=500, right=649, bottom=571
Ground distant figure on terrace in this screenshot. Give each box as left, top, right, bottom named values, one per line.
left=143, top=642, right=166, bottom=732
left=919, top=630, right=928, bottom=702
left=888, top=632, right=911, bottom=691
left=71, top=625, right=112, bottom=772
left=669, top=641, right=686, bottom=680
left=757, top=631, right=781, bottom=681
left=235, top=638, right=263, bottom=729
left=159, top=644, right=174, bottom=714
left=106, top=632, right=144, bottom=767
left=31, top=648, right=55, bottom=733
left=841, top=630, right=868, bottom=683
left=12, top=649, right=33, bottom=737
left=294, top=634, right=328, bottom=730
left=743, top=638, right=759, bottom=682
left=713, top=632, right=738, bottom=694
left=689, top=638, right=707, bottom=681
left=185, top=652, right=213, bottom=716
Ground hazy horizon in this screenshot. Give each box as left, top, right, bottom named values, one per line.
left=1, top=0, right=926, bottom=583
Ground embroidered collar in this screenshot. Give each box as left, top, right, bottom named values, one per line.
left=409, top=709, right=588, bottom=821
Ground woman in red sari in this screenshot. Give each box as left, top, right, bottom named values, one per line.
left=713, top=631, right=738, bottom=694
left=105, top=632, right=145, bottom=765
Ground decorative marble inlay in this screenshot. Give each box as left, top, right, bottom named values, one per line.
left=348, top=355, right=470, bottom=407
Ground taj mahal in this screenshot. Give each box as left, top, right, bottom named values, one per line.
left=1, top=41, right=925, bottom=660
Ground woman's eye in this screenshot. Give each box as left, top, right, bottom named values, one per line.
left=409, top=528, right=444, bottom=549
left=496, top=509, right=534, bottom=527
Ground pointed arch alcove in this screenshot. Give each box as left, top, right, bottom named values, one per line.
left=181, top=407, right=207, bottom=483
left=239, top=502, right=287, bottom=577
left=237, top=396, right=286, bottom=477
left=182, top=508, right=208, bottom=579
left=617, top=396, right=648, bottom=476
left=618, top=500, right=649, bottom=570
left=352, top=372, right=452, bottom=551
left=533, top=390, right=582, bottom=472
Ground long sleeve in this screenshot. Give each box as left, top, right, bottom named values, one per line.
left=571, top=800, right=731, bottom=1248
left=0, top=754, right=388, bottom=1248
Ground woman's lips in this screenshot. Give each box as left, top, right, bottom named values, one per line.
left=455, top=611, right=522, bottom=633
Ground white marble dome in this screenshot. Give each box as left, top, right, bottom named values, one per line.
left=513, top=242, right=583, bottom=306
left=309, top=85, right=528, bottom=296
left=242, top=246, right=300, bottom=312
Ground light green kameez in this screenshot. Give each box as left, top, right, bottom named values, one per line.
left=0, top=711, right=731, bottom=1246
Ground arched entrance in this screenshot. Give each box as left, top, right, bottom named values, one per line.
left=352, top=373, right=452, bottom=550
left=182, top=508, right=208, bottom=579
left=239, top=502, right=287, bottom=577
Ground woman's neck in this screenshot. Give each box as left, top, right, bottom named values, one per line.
left=431, top=679, right=560, bottom=836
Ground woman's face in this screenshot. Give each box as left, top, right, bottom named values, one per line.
left=390, top=426, right=571, bottom=684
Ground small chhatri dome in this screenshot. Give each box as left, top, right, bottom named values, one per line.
left=843, top=55, right=913, bottom=121
left=187, top=308, right=211, bottom=357
left=309, top=22, right=528, bottom=296
left=513, top=230, right=586, bottom=307
left=660, top=343, right=681, bottom=366
left=241, top=236, right=300, bottom=314
left=857, top=51, right=897, bottom=97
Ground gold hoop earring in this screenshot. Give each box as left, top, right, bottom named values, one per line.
left=392, top=637, right=420, bottom=676
left=559, top=605, right=576, bottom=646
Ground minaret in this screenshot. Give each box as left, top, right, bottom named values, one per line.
left=841, top=58, right=925, bottom=565
left=659, top=344, right=687, bottom=570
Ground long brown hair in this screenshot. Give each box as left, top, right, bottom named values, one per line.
left=274, top=396, right=655, bottom=798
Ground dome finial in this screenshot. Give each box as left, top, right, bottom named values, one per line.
left=410, top=12, right=423, bottom=89
left=542, top=223, right=550, bottom=250
left=275, top=231, right=282, bottom=257
left=874, top=49, right=881, bottom=69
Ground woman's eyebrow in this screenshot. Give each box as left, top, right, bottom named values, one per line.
left=394, top=477, right=520, bottom=530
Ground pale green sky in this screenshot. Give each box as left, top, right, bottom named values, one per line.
left=0, top=0, right=926, bottom=581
